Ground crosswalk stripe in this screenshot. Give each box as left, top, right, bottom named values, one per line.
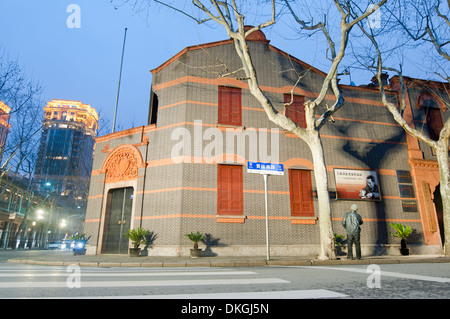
left=306, top=266, right=450, bottom=283
left=0, top=277, right=290, bottom=289
left=50, top=289, right=348, bottom=299
left=0, top=271, right=257, bottom=278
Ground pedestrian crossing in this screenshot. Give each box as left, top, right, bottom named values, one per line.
left=0, top=265, right=347, bottom=299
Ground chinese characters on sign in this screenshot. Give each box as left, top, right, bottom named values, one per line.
left=247, top=162, right=284, bottom=175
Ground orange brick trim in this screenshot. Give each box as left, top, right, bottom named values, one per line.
left=217, top=217, right=246, bottom=224
left=85, top=219, right=101, bottom=223
left=95, top=125, right=154, bottom=144
left=152, top=75, right=388, bottom=107
left=103, top=214, right=422, bottom=224
left=291, top=218, right=317, bottom=225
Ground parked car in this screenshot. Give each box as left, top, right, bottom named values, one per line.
left=46, top=242, right=61, bottom=250
left=60, top=240, right=75, bottom=250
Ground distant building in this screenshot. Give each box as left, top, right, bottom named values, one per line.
left=0, top=101, right=11, bottom=163
left=35, top=99, right=99, bottom=235
left=0, top=172, right=47, bottom=249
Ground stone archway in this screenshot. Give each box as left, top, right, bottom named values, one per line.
left=101, top=144, right=144, bottom=184
left=99, top=144, right=144, bottom=254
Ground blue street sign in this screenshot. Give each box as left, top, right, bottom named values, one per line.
left=247, top=161, right=284, bottom=175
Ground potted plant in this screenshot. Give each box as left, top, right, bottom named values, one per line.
left=124, top=228, right=150, bottom=257
left=389, top=223, right=413, bottom=256
left=70, top=234, right=91, bottom=256
left=185, top=231, right=204, bottom=258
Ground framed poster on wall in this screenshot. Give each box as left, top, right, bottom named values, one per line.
left=334, top=169, right=381, bottom=201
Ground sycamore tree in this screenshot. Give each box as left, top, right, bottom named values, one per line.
left=0, top=53, right=43, bottom=187
left=0, top=53, right=43, bottom=248
left=353, top=0, right=450, bottom=255
left=115, top=0, right=386, bottom=259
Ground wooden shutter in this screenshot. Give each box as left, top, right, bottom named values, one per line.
left=219, top=87, right=242, bottom=126
left=425, top=107, right=443, bottom=141
left=284, top=94, right=306, bottom=128
left=289, top=169, right=314, bottom=217
left=218, top=165, right=243, bottom=215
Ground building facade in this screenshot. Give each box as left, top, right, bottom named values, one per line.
left=35, top=99, right=99, bottom=235
left=0, top=172, right=49, bottom=249
left=84, top=31, right=447, bottom=257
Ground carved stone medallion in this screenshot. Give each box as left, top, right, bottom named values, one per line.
left=102, top=144, right=142, bottom=183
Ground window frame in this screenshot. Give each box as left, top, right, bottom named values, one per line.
left=288, top=169, right=315, bottom=217
left=284, top=94, right=306, bottom=129
left=424, top=106, right=443, bottom=141
left=217, top=164, right=244, bottom=216
left=218, top=86, right=242, bottom=127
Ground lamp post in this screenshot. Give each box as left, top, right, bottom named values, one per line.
left=38, top=182, right=56, bottom=248
left=35, top=209, right=46, bottom=248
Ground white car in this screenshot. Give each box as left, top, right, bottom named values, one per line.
left=60, top=240, right=75, bottom=250
left=46, top=242, right=61, bottom=250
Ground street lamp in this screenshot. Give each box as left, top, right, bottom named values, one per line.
left=36, top=209, right=44, bottom=220
left=60, top=219, right=67, bottom=228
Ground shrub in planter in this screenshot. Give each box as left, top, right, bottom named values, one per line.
left=389, top=223, right=413, bottom=256
left=185, top=231, right=204, bottom=258
left=124, top=228, right=150, bottom=257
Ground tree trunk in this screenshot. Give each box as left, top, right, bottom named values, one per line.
left=308, top=132, right=335, bottom=260
left=436, top=141, right=450, bottom=256
left=235, top=37, right=335, bottom=259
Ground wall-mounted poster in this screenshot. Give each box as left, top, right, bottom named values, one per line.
left=334, top=169, right=381, bottom=200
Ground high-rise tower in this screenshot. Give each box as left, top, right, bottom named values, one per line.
left=35, top=99, right=99, bottom=234
left=0, top=101, right=11, bottom=163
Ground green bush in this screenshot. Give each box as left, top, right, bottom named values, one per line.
left=185, top=231, right=204, bottom=249
left=389, top=223, right=413, bottom=240
left=124, top=228, right=150, bottom=249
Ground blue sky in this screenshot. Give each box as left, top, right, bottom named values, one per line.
left=0, top=1, right=229, bottom=133
left=0, top=1, right=437, bottom=136
left=0, top=1, right=351, bottom=135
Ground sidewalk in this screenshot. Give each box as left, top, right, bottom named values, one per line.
left=6, top=250, right=450, bottom=268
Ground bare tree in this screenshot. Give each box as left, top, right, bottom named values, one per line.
left=354, top=0, right=450, bottom=255
left=113, top=0, right=387, bottom=260
left=0, top=53, right=43, bottom=187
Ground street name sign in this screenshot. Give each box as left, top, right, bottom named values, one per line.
left=246, top=161, right=284, bottom=261
left=247, top=162, right=284, bottom=175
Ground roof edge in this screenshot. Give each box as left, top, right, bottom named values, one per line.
left=150, top=38, right=328, bottom=79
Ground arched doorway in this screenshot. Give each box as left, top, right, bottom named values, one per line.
left=433, top=184, right=444, bottom=245
left=98, top=144, right=144, bottom=254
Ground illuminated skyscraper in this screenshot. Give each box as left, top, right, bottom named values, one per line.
left=0, top=101, right=11, bottom=163
left=35, top=99, right=99, bottom=234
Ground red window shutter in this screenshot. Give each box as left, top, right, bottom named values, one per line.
left=425, top=107, right=443, bottom=141
left=218, top=165, right=243, bottom=215
left=289, top=169, right=314, bottom=217
left=284, top=94, right=306, bottom=128
left=219, top=87, right=242, bottom=126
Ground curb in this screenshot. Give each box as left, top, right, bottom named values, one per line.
left=7, top=257, right=450, bottom=268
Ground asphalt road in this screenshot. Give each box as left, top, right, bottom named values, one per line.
left=0, top=260, right=448, bottom=300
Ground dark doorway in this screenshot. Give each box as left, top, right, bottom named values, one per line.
left=433, top=184, right=444, bottom=245
left=102, top=187, right=134, bottom=254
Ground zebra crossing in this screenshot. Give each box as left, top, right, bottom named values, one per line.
left=0, top=264, right=347, bottom=299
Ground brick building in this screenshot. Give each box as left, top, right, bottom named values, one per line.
left=84, top=30, right=447, bottom=257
